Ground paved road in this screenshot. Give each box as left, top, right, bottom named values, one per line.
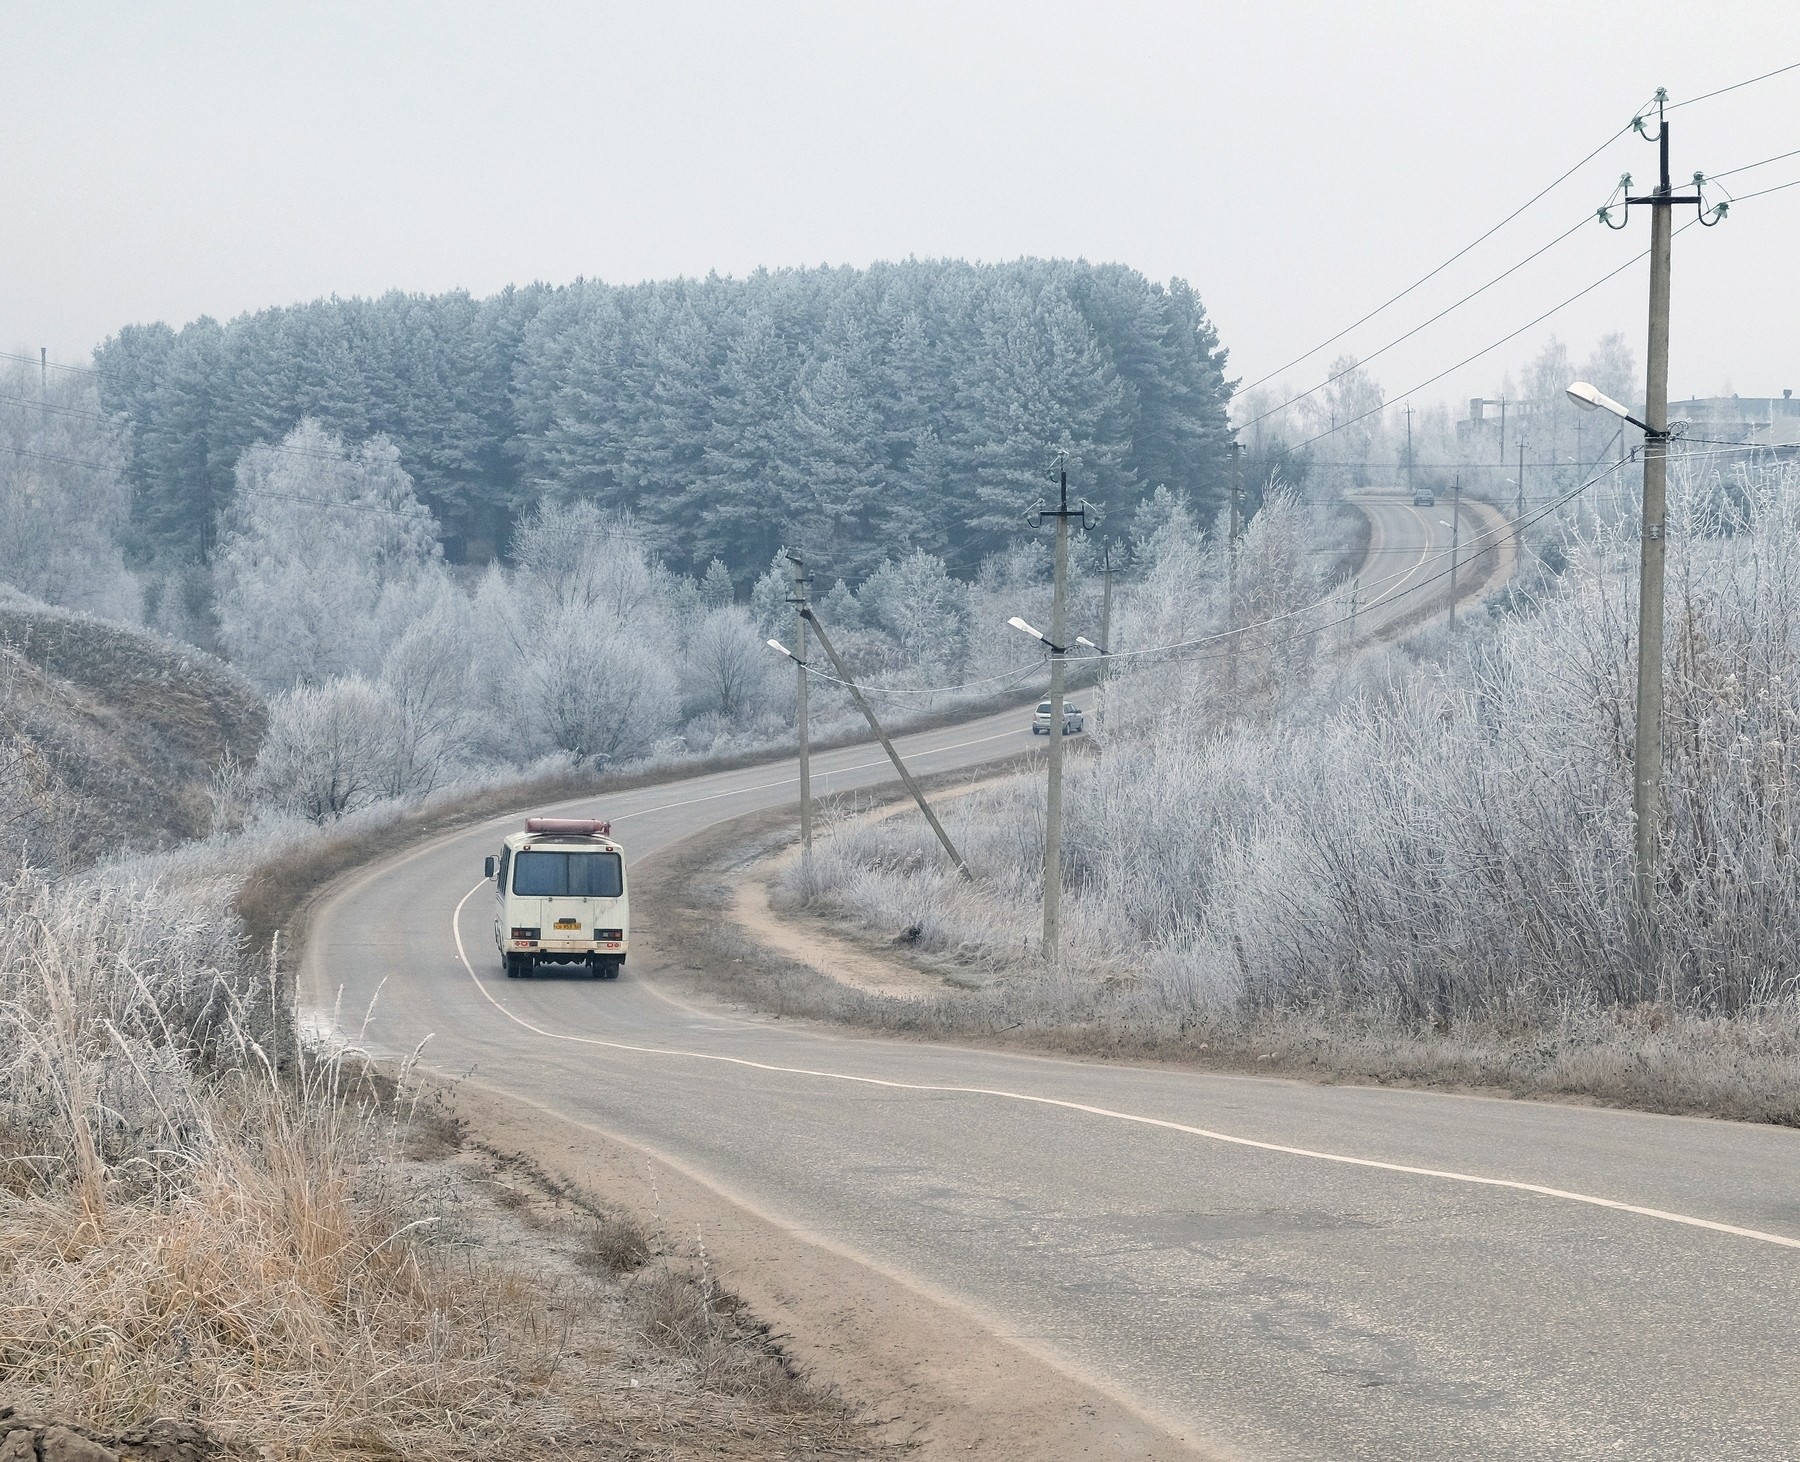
left=1348, top=489, right=1505, bottom=640
left=302, top=513, right=1799, bottom=1460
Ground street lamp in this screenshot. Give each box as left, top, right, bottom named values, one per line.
left=1007, top=616, right=1064, bottom=653
left=1074, top=635, right=1107, bottom=654
left=766, top=638, right=802, bottom=662
left=1566, top=380, right=1657, bottom=437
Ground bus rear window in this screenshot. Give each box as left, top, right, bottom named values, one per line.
left=512, top=850, right=624, bottom=898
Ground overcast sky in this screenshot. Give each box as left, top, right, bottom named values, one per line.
left=8, top=2, right=1798, bottom=418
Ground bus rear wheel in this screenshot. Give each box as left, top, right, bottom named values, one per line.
left=589, top=955, right=622, bottom=981
left=504, top=954, right=531, bottom=979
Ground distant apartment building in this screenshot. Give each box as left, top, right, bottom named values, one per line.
left=1671, top=391, right=1800, bottom=448
left=1457, top=389, right=1800, bottom=457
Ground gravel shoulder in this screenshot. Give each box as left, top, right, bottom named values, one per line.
left=445, top=1072, right=1214, bottom=1462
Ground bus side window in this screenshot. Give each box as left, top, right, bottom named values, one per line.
left=497, top=848, right=510, bottom=890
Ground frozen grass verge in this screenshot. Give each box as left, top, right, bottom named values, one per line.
left=641, top=801, right=1800, bottom=1128
left=3, top=827, right=881, bottom=1456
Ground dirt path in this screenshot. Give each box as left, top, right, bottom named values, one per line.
left=729, top=775, right=1015, bottom=1002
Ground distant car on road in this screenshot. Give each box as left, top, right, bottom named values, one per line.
left=1033, top=700, right=1084, bottom=736
left=1413, top=488, right=1436, bottom=506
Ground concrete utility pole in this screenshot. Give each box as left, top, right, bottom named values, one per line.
left=1516, top=437, right=1527, bottom=519
left=800, top=606, right=971, bottom=880
left=1095, top=541, right=1116, bottom=734
left=1619, top=93, right=1703, bottom=916
left=1403, top=404, right=1415, bottom=501
left=1038, top=462, right=1087, bottom=966
left=1227, top=440, right=1243, bottom=697
left=1448, top=474, right=1463, bottom=630
left=785, top=551, right=813, bottom=857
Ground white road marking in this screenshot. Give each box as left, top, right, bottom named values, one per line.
left=1361, top=503, right=1438, bottom=612
left=450, top=883, right=1800, bottom=1255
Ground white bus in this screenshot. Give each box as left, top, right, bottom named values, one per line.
left=487, top=818, right=628, bottom=980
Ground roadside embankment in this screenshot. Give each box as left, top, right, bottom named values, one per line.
left=637, top=790, right=1800, bottom=1128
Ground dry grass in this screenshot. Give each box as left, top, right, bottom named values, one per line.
left=0, top=858, right=883, bottom=1459
left=0, top=588, right=266, bottom=869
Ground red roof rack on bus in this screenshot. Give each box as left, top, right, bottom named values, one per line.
left=524, top=817, right=612, bottom=837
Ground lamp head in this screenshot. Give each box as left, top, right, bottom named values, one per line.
left=1566, top=380, right=1627, bottom=419
left=1007, top=616, right=1044, bottom=641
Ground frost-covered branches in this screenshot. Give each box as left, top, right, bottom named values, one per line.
left=214, top=420, right=443, bottom=690
left=798, top=460, right=1800, bottom=1026
left=0, top=363, right=138, bottom=621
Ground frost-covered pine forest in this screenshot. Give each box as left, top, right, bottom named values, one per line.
left=92, top=259, right=1234, bottom=582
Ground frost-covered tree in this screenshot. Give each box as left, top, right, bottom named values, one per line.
left=520, top=627, right=681, bottom=764
left=213, top=420, right=441, bottom=689
left=253, top=676, right=412, bottom=821
left=0, top=363, right=138, bottom=621
left=859, top=552, right=970, bottom=680
left=682, top=605, right=781, bottom=720
left=700, top=558, right=736, bottom=609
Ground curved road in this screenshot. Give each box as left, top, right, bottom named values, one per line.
left=303, top=511, right=1798, bottom=1461
left=1348, top=489, right=1508, bottom=640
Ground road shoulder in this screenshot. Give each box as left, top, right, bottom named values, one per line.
left=449, top=1074, right=1220, bottom=1462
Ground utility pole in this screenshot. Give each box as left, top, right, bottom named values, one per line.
left=1448, top=474, right=1462, bottom=630
left=1403, top=404, right=1415, bottom=502
left=1227, top=439, right=1243, bottom=697
left=1516, top=437, right=1526, bottom=520
left=800, top=606, right=971, bottom=880
left=1039, top=461, right=1087, bottom=966
left=1617, top=91, right=1703, bottom=918
left=785, top=551, right=813, bottom=858
left=1096, top=542, right=1115, bottom=735
left=1497, top=397, right=1507, bottom=463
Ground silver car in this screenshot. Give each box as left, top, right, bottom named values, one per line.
left=1032, top=699, right=1084, bottom=735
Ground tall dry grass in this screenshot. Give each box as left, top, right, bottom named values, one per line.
left=0, top=869, right=587, bottom=1455
left=749, top=467, right=1800, bottom=1123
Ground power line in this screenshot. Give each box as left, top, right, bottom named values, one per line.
left=1271, top=215, right=1697, bottom=460
left=0, top=350, right=106, bottom=377
left=1237, top=214, right=1596, bottom=436
left=1717, top=175, right=1800, bottom=205
left=1230, top=105, right=1653, bottom=403
left=0, top=392, right=120, bottom=423
left=1703, top=146, right=1800, bottom=183
left=0, top=443, right=119, bottom=473
left=1668, top=60, right=1800, bottom=111
left=1256, top=153, right=1787, bottom=460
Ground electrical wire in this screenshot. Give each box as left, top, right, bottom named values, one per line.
left=1238, top=212, right=1596, bottom=435
left=0, top=391, right=120, bottom=422
left=1703, top=147, right=1800, bottom=183
left=1717, top=175, right=1800, bottom=205
left=0, top=350, right=106, bottom=376
left=1270, top=212, right=1703, bottom=461
left=796, top=656, right=1044, bottom=700
left=1230, top=104, right=1654, bottom=402
left=0, top=443, right=118, bottom=473
left=1668, top=60, right=1800, bottom=111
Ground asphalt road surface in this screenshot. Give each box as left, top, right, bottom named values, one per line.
left=1347, top=489, right=1503, bottom=640
left=302, top=510, right=1799, bottom=1460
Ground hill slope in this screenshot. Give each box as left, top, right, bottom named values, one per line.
left=0, top=589, right=265, bottom=867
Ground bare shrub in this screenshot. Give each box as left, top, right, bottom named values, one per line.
left=763, top=460, right=1800, bottom=1117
